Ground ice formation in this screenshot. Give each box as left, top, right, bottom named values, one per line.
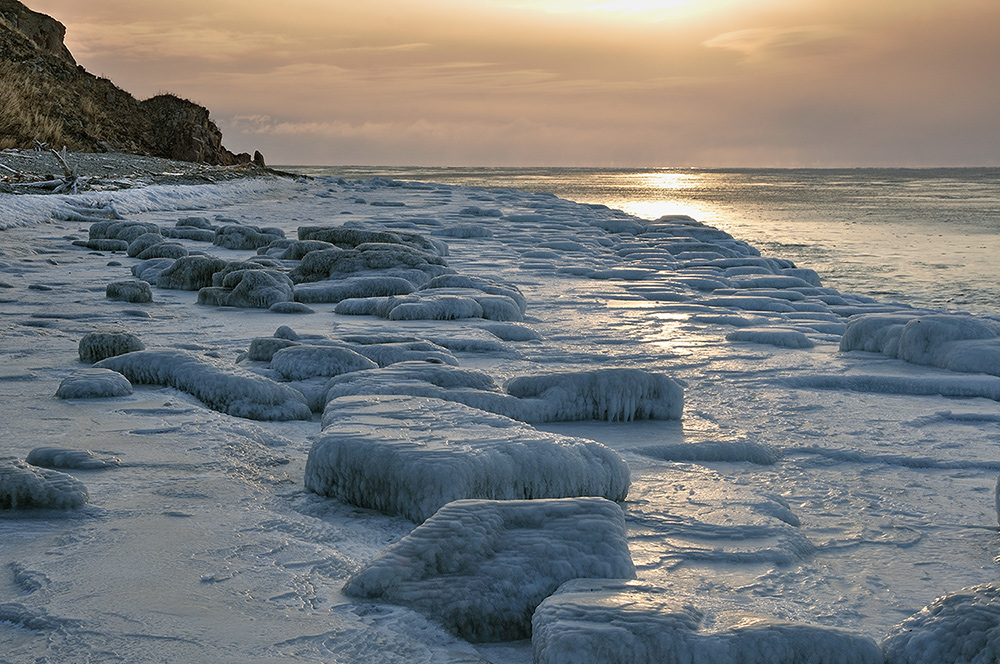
left=841, top=313, right=1000, bottom=377
left=726, top=327, right=816, bottom=348
left=78, top=331, right=145, bottom=364
left=882, top=583, right=1000, bottom=664
left=1, top=458, right=89, bottom=509
left=344, top=497, right=634, bottom=642
left=532, top=579, right=884, bottom=664
left=213, top=224, right=285, bottom=250
left=95, top=348, right=311, bottom=421
left=292, top=275, right=416, bottom=303
left=55, top=367, right=133, bottom=399
left=105, top=279, right=153, bottom=303
left=306, top=394, right=630, bottom=522
left=197, top=269, right=294, bottom=308
left=26, top=447, right=120, bottom=470
left=153, top=255, right=228, bottom=290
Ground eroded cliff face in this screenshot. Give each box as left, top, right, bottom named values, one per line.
left=0, top=0, right=252, bottom=165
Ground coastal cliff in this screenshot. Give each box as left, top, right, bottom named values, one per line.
left=0, top=0, right=252, bottom=165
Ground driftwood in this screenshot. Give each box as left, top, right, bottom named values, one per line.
left=1, top=147, right=88, bottom=194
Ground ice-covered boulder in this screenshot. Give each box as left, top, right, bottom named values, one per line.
left=882, top=583, right=1000, bottom=664
left=1, top=458, right=89, bottom=509
left=344, top=497, right=634, bottom=642
left=268, top=301, right=314, bottom=314
left=55, top=368, right=133, bottom=398
left=506, top=369, right=684, bottom=422
left=131, top=257, right=175, bottom=284
left=156, top=256, right=227, bottom=290
left=293, top=275, right=417, bottom=303
left=197, top=269, right=294, bottom=308
left=127, top=232, right=167, bottom=258
left=290, top=244, right=449, bottom=285
left=841, top=313, right=1000, bottom=377
left=95, top=348, right=311, bottom=421
left=26, top=447, right=119, bottom=470
left=421, top=275, right=527, bottom=314
left=105, top=279, right=153, bottom=303
left=307, top=395, right=630, bottom=522
left=88, top=220, right=160, bottom=243
left=726, top=327, right=815, bottom=349
left=297, top=225, right=442, bottom=255
left=269, top=345, right=378, bottom=380
left=275, top=239, right=337, bottom=260
left=533, top=579, right=884, bottom=664
left=213, top=224, right=285, bottom=250
left=78, top=331, right=145, bottom=364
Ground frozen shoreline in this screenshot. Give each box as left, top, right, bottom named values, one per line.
left=2, top=171, right=1000, bottom=663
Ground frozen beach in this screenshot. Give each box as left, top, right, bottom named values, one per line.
left=3, top=165, right=1000, bottom=663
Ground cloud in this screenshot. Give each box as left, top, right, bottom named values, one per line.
left=704, top=25, right=854, bottom=63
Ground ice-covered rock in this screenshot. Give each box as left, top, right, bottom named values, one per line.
left=293, top=275, right=417, bottom=303
left=213, top=224, right=285, bottom=250
left=533, top=579, right=884, bottom=664
left=297, top=225, right=443, bottom=255
left=290, top=244, right=449, bottom=285
left=306, top=395, right=630, bottom=522
left=88, top=220, right=160, bottom=243
left=268, top=301, right=314, bottom=314
left=131, top=257, right=175, bottom=284
left=156, top=255, right=227, bottom=290
left=26, top=447, right=119, bottom=470
left=78, top=331, right=145, bottom=364
left=842, top=313, right=1000, bottom=377
left=105, top=279, right=153, bottom=303
left=1, top=458, right=88, bottom=509
left=197, top=269, right=294, bottom=308
left=882, top=583, right=1000, bottom=664
left=269, top=345, right=378, bottom=380
left=726, top=327, right=816, bottom=349
left=55, top=367, right=133, bottom=398
left=127, top=232, right=167, bottom=258
left=95, top=349, right=311, bottom=421
left=344, top=497, right=634, bottom=642
left=421, top=275, right=527, bottom=314
left=506, top=369, right=684, bottom=422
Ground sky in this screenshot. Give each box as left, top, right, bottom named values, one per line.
left=26, top=0, right=1000, bottom=167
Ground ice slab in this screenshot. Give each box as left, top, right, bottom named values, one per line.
left=532, top=579, right=884, bottom=664
left=344, top=497, right=634, bottom=642
left=306, top=395, right=630, bottom=522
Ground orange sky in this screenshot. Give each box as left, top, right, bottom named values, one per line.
left=26, top=0, right=1000, bottom=166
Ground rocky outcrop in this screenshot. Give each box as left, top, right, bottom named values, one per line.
left=0, top=0, right=254, bottom=165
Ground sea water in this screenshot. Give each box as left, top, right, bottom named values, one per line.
left=296, top=167, right=1000, bottom=317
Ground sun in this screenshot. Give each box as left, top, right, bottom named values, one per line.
left=481, top=0, right=703, bottom=21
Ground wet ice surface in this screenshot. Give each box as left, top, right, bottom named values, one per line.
left=2, top=175, right=1000, bottom=662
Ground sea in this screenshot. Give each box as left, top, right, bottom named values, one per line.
left=294, top=166, right=1000, bottom=318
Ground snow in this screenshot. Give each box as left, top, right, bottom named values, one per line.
left=95, top=348, right=312, bottom=420
left=1, top=458, right=89, bottom=509
left=306, top=395, right=631, bottom=522
left=882, top=583, right=1000, bottom=664
left=343, top=497, right=634, bottom=642
left=532, top=579, right=884, bottom=664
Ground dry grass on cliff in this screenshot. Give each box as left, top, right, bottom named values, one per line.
left=0, top=60, right=69, bottom=149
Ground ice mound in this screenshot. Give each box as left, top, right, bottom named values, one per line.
left=297, top=225, right=444, bottom=255
left=1, top=458, right=89, bottom=509
left=155, top=255, right=228, bottom=290
left=197, top=269, right=294, bottom=308
left=95, top=348, right=311, bottom=421
left=481, top=322, right=542, bottom=341
left=726, top=327, right=816, bottom=349
left=213, top=224, right=285, bottom=250
left=55, top=367, right=133, bottom=398
left=269, top=345, right=378, bottom=380
left=26, top=447, right=119, bottom=470
left=506, top=369, right=684, bottom=422
left=306, top=394, right=630, bottom=522
left=293, top=275, right=416, bottom=303
left=87, top=220, right=160, bottom=244
left=532, top=579, right=883, bottom=664
left=78, top=331, right=145, bottom=363
left=105, top=279, right=153, bottom=303
left=344, top=497, right=634, bottom=642
left=290, top=245, right=450, bottom=286
left=421, top=275, right=527, bottom=314
left=882, top=583, right=1000, bottom=664
left=268, top=301, right=314, bottom=314
left=633, top=440, right=781, bottom=465
left=841, top=313, right=1000, bottom=377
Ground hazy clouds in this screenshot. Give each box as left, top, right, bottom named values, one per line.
left=29, top=0, right=1000, bottom=166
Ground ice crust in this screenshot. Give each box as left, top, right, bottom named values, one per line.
left=306, top=394, right=630, bottom=522
left=95, top=348, right=311, bottom=420
left=344, top=497, right=635, bottom=642
left=882, top=583, right=1000, bottom=664
left=1, top=458, right=89, bottom=509
left=532, top=579, right=884, bottom=664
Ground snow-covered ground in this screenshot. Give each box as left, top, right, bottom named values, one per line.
left=2, top=174, right=999, bottom=663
